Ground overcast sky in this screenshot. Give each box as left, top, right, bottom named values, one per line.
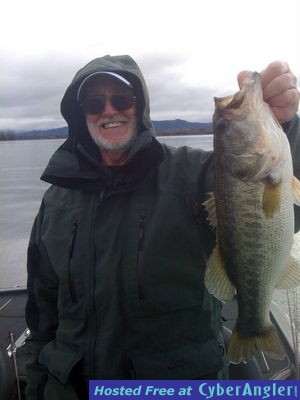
left=1, top=0, right=299, bottom=132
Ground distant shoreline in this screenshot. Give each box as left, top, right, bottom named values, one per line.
left=0, top=122, right=213, bottom=141
left=0, top=131, right=213, bottom=141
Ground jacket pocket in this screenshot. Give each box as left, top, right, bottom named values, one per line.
left=39, top=340, right=83, bottom=385
left=44, top=373, right=80, bottom=400
left=130, top=339, right=224, bottom=379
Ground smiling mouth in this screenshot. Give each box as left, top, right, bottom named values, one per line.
left=101, top=121, right=126, bottom=129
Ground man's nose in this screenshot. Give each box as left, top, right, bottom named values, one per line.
left=101, top=99, right=118, bottom=115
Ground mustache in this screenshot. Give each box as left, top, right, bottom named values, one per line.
left=94, top=117, right=130, bottom=127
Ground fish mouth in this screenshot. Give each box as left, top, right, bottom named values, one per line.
left=214, top=72, right=261, bottom=115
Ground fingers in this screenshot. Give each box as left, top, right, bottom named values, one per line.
left=237, top=70, right=252, bottom=89
left=261, top=63, right=297, bottom=100
left=261, top=62, right=299, bottom=123
left=266, top=88, right=299, bottom=107
left=238, top=61, right=295, bottom=92
left=268, top=89, right=299, bottom=123
left=271, top=105, right=298, bottom=124
left=237, top=61, right=299, bottom=123
left=259, top=61, right=291, bottom=89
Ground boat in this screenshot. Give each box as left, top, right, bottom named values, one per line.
left=0, top=287, right=28, bottom=400
left=0, top=286, right=299, bottom=400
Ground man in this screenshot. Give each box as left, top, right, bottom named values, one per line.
left=25, top=55, right=300, bottom=399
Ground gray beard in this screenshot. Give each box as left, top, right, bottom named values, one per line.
left=87, top=118, right=138, bottom=152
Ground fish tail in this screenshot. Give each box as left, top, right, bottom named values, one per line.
left=228, top=325, right=285, bottom=364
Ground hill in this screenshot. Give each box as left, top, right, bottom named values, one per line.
left=0, top=119, right=212, bottom=140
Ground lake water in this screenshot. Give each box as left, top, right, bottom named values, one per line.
left=0, top=135, right=213, bottom=289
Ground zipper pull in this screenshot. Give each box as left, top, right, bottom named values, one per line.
left=138, top=209, right=147, bottom=249
left=99, top=188, right=108, bottom=205
left=69, top=222, right=77, bottom=259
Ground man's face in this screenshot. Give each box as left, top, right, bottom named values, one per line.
left=82, top=76, right=138, bottom=155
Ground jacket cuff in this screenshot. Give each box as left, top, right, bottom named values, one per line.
left=282, top=114, right=299, bottom=135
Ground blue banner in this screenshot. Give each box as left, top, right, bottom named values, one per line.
left=89, top=380, right=299, bottom=400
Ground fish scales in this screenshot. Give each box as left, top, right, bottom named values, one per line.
left=218, top=179, right=291, bottom=327
left=204, top=72, right=300, bottom=363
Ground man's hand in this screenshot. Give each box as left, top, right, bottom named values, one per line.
left=238, top=61, right=299, bottom=124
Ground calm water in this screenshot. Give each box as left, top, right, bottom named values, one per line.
left=0, top=135, right=213, bottom=289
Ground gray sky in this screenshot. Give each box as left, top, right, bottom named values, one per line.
left=1, top=0, right=299, bottom=131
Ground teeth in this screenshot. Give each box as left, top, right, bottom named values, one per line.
left=102, top=122, right=124, bottom=129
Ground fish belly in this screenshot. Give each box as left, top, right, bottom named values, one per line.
left=217, top=174, right=293, bottom=362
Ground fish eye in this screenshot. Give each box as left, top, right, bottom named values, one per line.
left=236, top=170, right=249, bottom=180
left=215, top=117, right=230, bottom=133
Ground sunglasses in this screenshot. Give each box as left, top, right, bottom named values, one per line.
left=80, top=94, right=136, bottom=115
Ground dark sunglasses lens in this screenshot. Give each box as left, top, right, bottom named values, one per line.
left=81, top=97, right=105, bottom=115
left=111, top=95, right=135, bottom=111
left=81, top=95, right=135, bottom=115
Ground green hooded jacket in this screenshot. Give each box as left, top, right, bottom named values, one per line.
left=25, top=55, right=300, bottom=399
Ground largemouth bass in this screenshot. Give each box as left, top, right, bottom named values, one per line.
left=204, top=72, right=300, bottom=364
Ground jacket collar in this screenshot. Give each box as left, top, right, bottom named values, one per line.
left=41, top=131, right=165, bottom=192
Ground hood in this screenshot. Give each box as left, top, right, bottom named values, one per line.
left=61, top=55, right=155, bottom=150
left=41, top=55, right=164, bottom=190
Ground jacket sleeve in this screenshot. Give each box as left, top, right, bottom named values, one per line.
left=25, top=199, right=59, bottom=400
left=284, top=114, right=300, bottom=232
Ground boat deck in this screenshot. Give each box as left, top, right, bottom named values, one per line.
left=0, top=287, right=298, bottom=400
left=0, top=288, right=28, bottom=400
left=0, top=289, right=27, bottom=350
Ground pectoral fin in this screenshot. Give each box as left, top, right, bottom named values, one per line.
left=276, top=231, right=300, bottom=289
left=203, top=192, right=217, bottom=228
left=292, top=176, right=300, bottom=206
left=205, top=244, right=236, bottom=301
left=262, top=181, right=281, bottom=218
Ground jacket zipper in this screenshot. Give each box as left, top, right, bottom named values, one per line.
left=68, top=222, right=77, bottom=303
left=90, top=188, right=113, bottom=377
left=137, top=209, right=147, bottom=299
left=90, top=190, right=104, bottom=377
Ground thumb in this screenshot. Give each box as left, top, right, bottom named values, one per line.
left=237, top=70, right=252, bottom=89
